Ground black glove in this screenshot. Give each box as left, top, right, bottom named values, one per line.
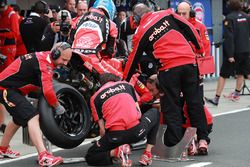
left=54, top=104, right=65, bottom=115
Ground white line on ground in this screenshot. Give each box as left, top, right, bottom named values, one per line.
left=184, top=162, right=212, bottom=167
left=0, top=138, right=98, bottom=165
left=213, top=107, right=250, bottom=117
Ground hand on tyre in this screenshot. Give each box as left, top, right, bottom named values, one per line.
left=55, top=104, right=65, bottom=115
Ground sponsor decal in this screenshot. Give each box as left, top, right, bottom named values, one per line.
left=100, top=84, right=126, bottom=99
left=149, top=20, right=170, bottom=41
left=84, top=14, right=103, bottom=23
left=75, top=36, right=94, bottom=48
left=137, top=80, right=145, bottom=89
left=237, top=18, right=247, bottom=22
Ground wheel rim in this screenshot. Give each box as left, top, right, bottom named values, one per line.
left=54, top=92, right=86, bottom=137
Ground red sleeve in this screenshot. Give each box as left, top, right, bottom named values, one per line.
left=38, top=54, right=58, bottom=107
left=100, top=21, right=118, bottom=58
left=134, top=80, right=153, bottom=105
left=200, top=24, right=211, bottom=57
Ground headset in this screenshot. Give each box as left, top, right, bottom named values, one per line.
left=176, top=0, right=196, bottom=18
left=32, top=0, right=49, bottom=14
left=51, top=42, right=71, bottom=60
left=133, top=14, right=141, bottom=25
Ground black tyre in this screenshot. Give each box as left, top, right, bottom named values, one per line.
left=39, top=82, right=91, bottom=149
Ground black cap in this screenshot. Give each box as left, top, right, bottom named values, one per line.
left=0, top=0, right=7, bottom=7
left=50, top=5, right=60, bottom=13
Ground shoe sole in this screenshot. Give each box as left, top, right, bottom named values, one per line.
left=3, top=154, right=20, bottom=159
left=120, top=151, right=132, bottom=167
left=198, top=148, right=208, bottom=155
left=139, top=160, right=152, bottom=166
left=204, top=97, right=218, bottom=106
left=39, top=158, right=63, bottom=167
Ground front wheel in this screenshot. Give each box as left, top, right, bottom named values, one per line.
left=39, top=82, right=91, bottom=149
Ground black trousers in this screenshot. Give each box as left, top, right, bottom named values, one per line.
left=159, top=64, right=209, bottom=147
left=85, top=108, right=160, bottom=166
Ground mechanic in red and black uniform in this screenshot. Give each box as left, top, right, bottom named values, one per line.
left=85, top=73, right=159, bottom=166
left=0, top=0, right=19, bottom=72
left=0, top=42, right=72, bottom=166
left=123, top=4, right=210, bottom=155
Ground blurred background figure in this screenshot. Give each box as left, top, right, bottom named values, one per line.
left=64, top=0, right=76, bottom=18
left=50, top=4, right=61, bottom=22
left=0, top=0, right=19, bottom=71
left=41, top=10, right=72, bottom=51
left=205, top=0, right=250, bottom=106
left=76, top=0, right=88, bottom=17
left=10, top=4, right=27, bottom=58
left=20, top=0, right=50, bottom=53
left=72, top=0, right=88, bottom=27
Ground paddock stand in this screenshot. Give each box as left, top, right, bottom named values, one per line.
left=241, top=79, right=250, bottom=95
left=152, top=125, right=197, bottom=162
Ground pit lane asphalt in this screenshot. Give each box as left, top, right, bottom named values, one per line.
left=1, top=108, right=250, bottom=167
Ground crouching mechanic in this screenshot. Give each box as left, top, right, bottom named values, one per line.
left=0, top=42, right=72, bottom=166
left=85, top=73, right=160, bottom=167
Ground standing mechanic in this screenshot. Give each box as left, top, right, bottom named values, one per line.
left=205, top=0, right=250, bottom=105
left=0, top=42, right=72, bottom=167
left=85, top=73, right=159, bottom=167
left=123, top=3, right=210, bottom=155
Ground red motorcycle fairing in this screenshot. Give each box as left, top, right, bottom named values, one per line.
left=72, top=50, right=123, bottom=78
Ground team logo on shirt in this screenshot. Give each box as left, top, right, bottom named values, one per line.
left=149, top=19, right=170, bottom=41
left=100, top=84, right=126, bottom=99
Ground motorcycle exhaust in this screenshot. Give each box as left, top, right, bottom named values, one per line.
left=77, top=73, right=94, bottom=89
left=54, top=72, right=60, bottom=79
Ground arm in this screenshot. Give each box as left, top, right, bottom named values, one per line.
left=100, top=21, right=118, bottom=58
left=123, top=31, right=144, bottom=81
left=133, top=79, right=153, bottom=105
left=98, top=119, right=105, bottom=137
left=38, top=54, right=59, bottom=107
left=40, top=24, right=57, bottom=51
left=223, top=18, right=234, bottom=59
left=200, top=24, right=211, bottom=57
